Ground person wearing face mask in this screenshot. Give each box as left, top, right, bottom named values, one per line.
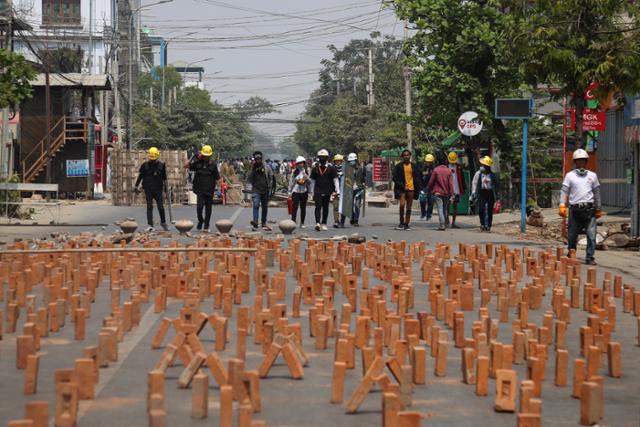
left=185, top=145, right=220, bottom=232
left=310, top=149, right=339, bottom=231
left=419, top=154, right=435, bottom=221
left=247, top=150, right=274, bottom=231
left=348, top=153, right=366, bottom=226
left=332, top=154, right=346, bottom=228
left=559, top=149, right=602, bottom=265
left=470, top=156, right=501, bottom=232
left=135, top=147, right=168, bottom=232
left=288, top=155, right=311, bottom=228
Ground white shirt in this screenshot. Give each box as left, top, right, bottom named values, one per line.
left=449, top=164, right=460, bottom=195
left=562, top=170, right=600, bottom=205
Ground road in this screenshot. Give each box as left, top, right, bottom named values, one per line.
left=0, top=202, right=639, bottom=426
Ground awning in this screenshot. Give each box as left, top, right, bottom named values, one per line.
left=30, top=73, right=112, bottom=90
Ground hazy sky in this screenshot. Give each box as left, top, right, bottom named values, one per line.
left=142, top=0, right=403, bottom=138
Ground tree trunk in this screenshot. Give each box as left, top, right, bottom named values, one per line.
left=574, top=89, right=585, bottom=149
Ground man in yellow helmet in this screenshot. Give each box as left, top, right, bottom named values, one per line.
left=135, top=147, right=168, bottom=231
left=185, top=144, right=220, bottom=232
left=447, top=151, right=466, bottom=228
left=470, top=156, right=501, bottom=232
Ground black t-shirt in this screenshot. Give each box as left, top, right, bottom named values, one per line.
left=136, top=160, right=166, bottom=192
left=310, top=163, right=337, bottom=195
left=189, top=158, right=220, bottom=195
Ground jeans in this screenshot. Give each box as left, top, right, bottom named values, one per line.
left=252, top=192, right=269, bottom=225
left=144, top=189, right=166, bottom=226
left=314, top=193, right=331, bottom=224
left=419, top=192, right=434, bottom=219
left=478, top=190, right=495, bottom=229
left=291, top=192, right=308, bottom=224
left=568, top=206, right=597, bottom=261
left=399, top=190, right=415, bottom=225
left=196, top=193, right=213, bottom=227
left=352, top=192, right=363, bottom=223
left=434, top=195, right=449, bottom=229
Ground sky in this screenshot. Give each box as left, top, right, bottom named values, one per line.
left=141, top=0, right=403, bottom=139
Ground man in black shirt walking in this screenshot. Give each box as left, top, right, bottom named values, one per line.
left=135, top=147, right=168, bottom=231
left=310, top=149, right=339, bottom=231
left=185, top=144, right=220, bottom=232
left=247, top=151, right=274, bottom=230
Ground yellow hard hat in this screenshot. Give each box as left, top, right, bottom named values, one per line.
left=480, top=156, right=493, bottom=167
left=148, top=147, right=160, bottom=160
left=425, top=154, right=435, bottom=163
left=201, top=145, right=213, bottom=157
left=333, top=154, right=344, bottom=161
left=448, top=151, right=458, bottom=164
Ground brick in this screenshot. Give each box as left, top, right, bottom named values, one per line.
left=16, top=335, right=35, bottom=370
left=75, top=358, right=96, bottom=400
left=282, top=343, right=304, bottom=379
left=586, top=345, right=601, bottom=379
left=151, top=318, right=172, bottom=349
left=25, top=400, right=48, bottom=427
left=177, top=352, right=206, bottom=388
left=572, top=358, right=586, bottom=398
left=517, top=413, right=541, bottom=427
left=74, top=309, right=86, bottom=341
left=607, top=341, right=621, bottom=378
left=397, top=411, right=421, bottom=427
left=494, top=369, right=517, bottom=412
left=554, top=349, right=569, bottom=387
left=411, top=346, right=426, bottom=385
left=527, top=357, right=543, bottom=397
left=580, top=381, right=602, bottom=425
left=435, top=340, right=448, bottom=377
left=519, top=380, right=534, bottom=413
left=242, top=370, right=262, bottom=412
left=462, top=347, right=476, bottom=384
left=23, top=354, right=39, bottom=394
left=475, top=356, right=489, bottom=396
left=191, top=373, right=208, bottom=419
left=220, top=385, right=233, bottom=427
left=55, top=382, right=78, bottom=427
left=147, top=370, right=165, bottom=412
left=7, top=420, right=33, bottom=427
left=331, top=361, right=347, bottom=403
left=238, top=399, right=253, bottom=427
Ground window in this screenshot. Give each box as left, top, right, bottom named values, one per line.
left=42, top=0, right=81, bottom=26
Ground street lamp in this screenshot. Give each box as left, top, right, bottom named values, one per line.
left=128, top=0, right=173, bottom=149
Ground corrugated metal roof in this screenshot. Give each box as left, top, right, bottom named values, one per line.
left=30, top=73, right=111, bottom=90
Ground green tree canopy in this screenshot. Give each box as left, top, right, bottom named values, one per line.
left=0, top=49, right=36, bottom=109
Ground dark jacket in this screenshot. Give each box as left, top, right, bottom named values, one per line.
left=392, top=162, right=422, bottom=197
left=189, top=157, right=220, bottom=196
left=135, top=160, right=166, bottom=192
left=310, top=163, right=338, bottom=195
left=420, top=164, right=434, bottom=193
left=247, top=163, right=274, bottom=195
left=352, top=163, right=366, bottom=191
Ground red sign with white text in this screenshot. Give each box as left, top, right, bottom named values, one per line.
left=372, top=157, right=389, bottom=182
left=570, top=109, right=606, bottom=132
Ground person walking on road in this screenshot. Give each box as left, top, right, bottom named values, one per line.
left=559, top=149, right=602, bottom=265
left=348, top=153, right=366, bottom=226
left=247, top=151, right=274, bottom=231
left=310, top=149, right=339, bottom=231
left=392, top=149, right=422, bottom=230
left=419, top=153, right=435, bottom=221
left=470, top=156, right=501, bottom=232
left=428, top=152, right=455, bottom=231
left=447, top=151, right=466, bottom=228
left=366, top=161, right=374, bottom=188
left=332, top=154, right=346, bottom=228
left=186, top=145, right=220, bottom=232
left=288, top=155, right=311, bottom=228
left=135, top=147, right=169, bottom=232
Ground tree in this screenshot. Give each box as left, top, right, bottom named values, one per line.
left=0, top=49, right=36, bottom=109
left=393, top=0, right=530, bottom=163
left=137, top=66, right=183, bottom=109
left=294, top=35, right=407, bottom=156
left=519, top=0, right=640, bottom=147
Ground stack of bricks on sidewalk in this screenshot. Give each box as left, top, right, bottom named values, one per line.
left=110, top=148, right=189, bottom=206
left=1, top=234, right=639, bottom=427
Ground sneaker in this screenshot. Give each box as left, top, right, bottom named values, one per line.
left=353, top=222, right=359, bottom=227
left=197, top=221, right=203, bottom=231
left=300, top=224, right=306, bottom=229
left=485, top=228, right=492, bottom=233
left=404, top=224, right=411, bottom=230
left=394, top=223, right=405, bottom=230
left=426, top=216, right=431, bottom=221
left=161, top=223, right=169, bottom=231
left=262, top=224, right=272, bottom=231
left=250, top=220, right=258, bottom=229
left=321, top=225, right=328, bottom=231
left=144, top=226, right=155, bottom=232
left=333, top=224, right=340, bottom=229
left=420, top=215, right=426, bottom=220
left=437, top=226, right=445, bottom=231
left=451, top=224, right=460, bottom=229
left=585, top=259, right=597, bottom=265
left=315, top=223, right=321, bottom=231
left=202, top=228, right=210, bottom=233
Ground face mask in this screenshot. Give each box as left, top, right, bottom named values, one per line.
left=349, top=160, right=356, bottom=166
left=480, top=166, right=486, bottom=172
left=319, top=158, right=327, bottom=165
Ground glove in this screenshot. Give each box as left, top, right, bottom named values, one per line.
left=558, top=204, right=568, bottom=218
left=595, top=209, right=604, bottom=219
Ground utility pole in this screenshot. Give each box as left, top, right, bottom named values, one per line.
left=367, top=48, right=375, bottom=109
left=403, top=20, right=413, bottom=151
left=111, top=0, right=123, bottom=145
left=1, top=3, right=12, bottom=180
left=88, top=0, right=93, bottom=73
left=128, top=7, right=134, bottom=149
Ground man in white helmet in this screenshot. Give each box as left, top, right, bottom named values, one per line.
left=310, top=149, right=339, bottom=231
left=559, top=149, right=603, bottom=265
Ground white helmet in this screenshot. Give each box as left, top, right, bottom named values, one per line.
left=295, top=155, right=306, bottom=164
left=573, top=149, right=589, bottom=160
left=317, top=149, right=329, bottom=157
left=347, top=153, right=357, bottom=162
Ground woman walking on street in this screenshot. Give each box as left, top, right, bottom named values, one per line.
left=428, top=152, right=454, bottom=231
left=470, top=156, right=501, bottom=232
left=288, top=156, right=311, bottom=228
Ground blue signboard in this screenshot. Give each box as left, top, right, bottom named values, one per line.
left=66, top=159, right=89, bottom=177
